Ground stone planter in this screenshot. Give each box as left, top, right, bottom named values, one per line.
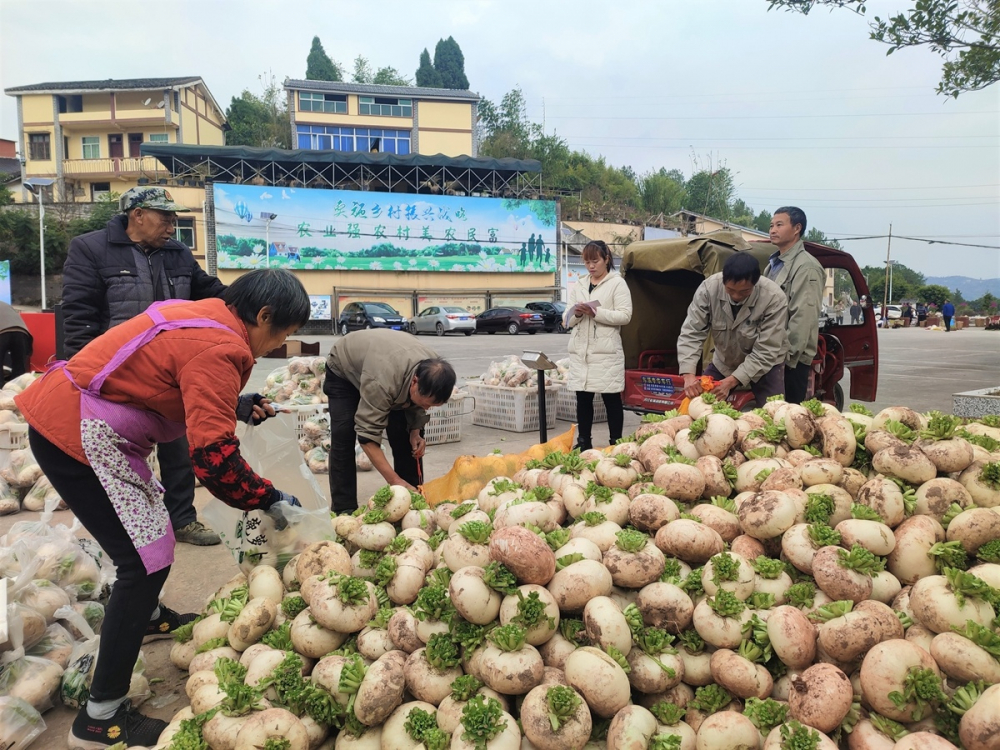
left=953, top=387, right=1000, bottom=418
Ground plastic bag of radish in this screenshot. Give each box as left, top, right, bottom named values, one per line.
left=143, top=399, right=999, bottom=750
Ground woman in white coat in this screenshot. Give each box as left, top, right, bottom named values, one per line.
left=564, top=240, right=633, bottom=449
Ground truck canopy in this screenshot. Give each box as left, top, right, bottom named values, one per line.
left=619, top=231, right=773, bottom=370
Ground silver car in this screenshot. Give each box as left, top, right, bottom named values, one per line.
left=408, top=305, right=477, bottom=336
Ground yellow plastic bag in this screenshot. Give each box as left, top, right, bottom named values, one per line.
left=421, top=427, right=576, bottom=506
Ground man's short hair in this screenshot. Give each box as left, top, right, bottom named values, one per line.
left=722, top=252, right=761, bottom=285
left=414, top=358, right=456, bottom=405
left=774, top=206, right=807, bottom=238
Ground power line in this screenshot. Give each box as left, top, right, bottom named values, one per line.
left=548, top=110, right=999, bottom=121
left=568, top=140, right=992, bottom=151
left=740, top=184, right=1000, bottom=191
left=738, top=195, right=998, bottom=203
left=560, top=134, right=997, bottom=142
left=835, top=235, right=1000, bottom=249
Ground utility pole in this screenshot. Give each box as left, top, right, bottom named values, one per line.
left=881, top=224, right=892, bottom=321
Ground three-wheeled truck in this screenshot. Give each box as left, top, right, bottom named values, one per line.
left=619, top=232, right=879, bottom=414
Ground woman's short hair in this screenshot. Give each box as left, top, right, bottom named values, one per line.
left=415, top=358, right=457, bottom=405
left=223, top=269, right=311, bottom=331
left=722, top=252, right=761, bottom=285
left=581, top=240, right=615, bottom=272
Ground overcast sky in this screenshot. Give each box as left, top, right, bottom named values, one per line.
left=2, top=0, right=997, bottom=281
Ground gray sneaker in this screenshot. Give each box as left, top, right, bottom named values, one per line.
left=174, top=520, right=221, bottom=546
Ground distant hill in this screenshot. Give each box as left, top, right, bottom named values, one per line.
left=925, top=276, right=1000, bottom=299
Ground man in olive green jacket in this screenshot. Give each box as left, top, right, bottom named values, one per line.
left=324, top=328, right=456, bottom=512
left=767, top=207, right=826, bottom=403
left=678, top=252, right=789, bottom=407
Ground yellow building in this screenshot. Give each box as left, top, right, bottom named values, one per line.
left=284, top=79, right=479, bottom=157
left=4, top=76, right=227, bottom=255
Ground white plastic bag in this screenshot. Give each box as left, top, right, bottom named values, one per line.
left=203, top=415, right=333, bottom=574
left=0, top=696, right=46, bottom=748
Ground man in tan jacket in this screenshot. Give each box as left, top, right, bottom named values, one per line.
left=324, top=328, right=456, bottom=513
left=767, top=206, right=825, bottom=403
left=678, top=252, right=789, bottom=407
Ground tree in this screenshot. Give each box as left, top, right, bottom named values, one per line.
left=225, top=74, right=291, bottom=149
left=917, top=284, right=951, bottom=306
left=639, top=169, right=688, bottom=216
left=0, top=185, right=14, bottom=207
left=478, top=87, right=537, bottom=159
left=306, top=36, right=343, bottom=81
left=804, top=227, right=843, bottom=250
left=752, top=209, right=772, bottom=234
left=685, top=168, right=737, bottom=219
left=767, top=0, right=1000, bottom=97
left=351, top=55, right=374, bottom=84
left=415, top=48, right=442, bottom=87
left=433, top=36, right=470, bottom=89
left=373, top=66, right=412, bottom=86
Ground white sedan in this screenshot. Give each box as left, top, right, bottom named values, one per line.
left=408, top=306, right=477, bottom=336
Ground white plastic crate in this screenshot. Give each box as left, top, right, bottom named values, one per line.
left=278, top=404, right=328, bottom=439
left=556, top=390, right=608, bottom=423
left=0, top=424, right=28, bottom=451
left=425, top=395, right=473, bottom=446
left=468, top=383, right=560, bottom=433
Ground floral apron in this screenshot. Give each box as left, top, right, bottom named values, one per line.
left=53, top=301, right=241, bottom=574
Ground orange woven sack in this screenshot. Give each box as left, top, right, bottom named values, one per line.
left=421, top=426, right=576, bottom=506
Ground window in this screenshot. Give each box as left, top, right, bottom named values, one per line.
left=56, top=95, right=83, bottom=113
left=28, top=133, right=50, bottom=161
left=81, top=136, right=101, bottom=159
left=90, top=182, right=111, bottom=200
left=149, top=133, right=169, bottom=144
left=299, top=92, right=347, bottom=113
left=358, top=96, right=412, bottom=117
left=296, top=125, right=410, bottom=154
left=174, top=218, right=196, bottom=248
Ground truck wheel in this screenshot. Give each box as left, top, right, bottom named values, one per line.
left=834, top=382, right=845, bottom=412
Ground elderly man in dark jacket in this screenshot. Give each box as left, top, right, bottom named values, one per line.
left=61, top=186, right=226, bottom=545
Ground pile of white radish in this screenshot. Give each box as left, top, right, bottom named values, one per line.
left=126, top=399, right=1000, bottom=749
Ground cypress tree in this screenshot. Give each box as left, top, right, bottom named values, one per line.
left=306, top=36, right=342, bottom=81
left=415, top=48, right=443, bottom=88
left=433, top=37, right=470, bottom=89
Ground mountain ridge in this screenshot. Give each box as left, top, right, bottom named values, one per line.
left=925, top=276, right=1000, bottom=299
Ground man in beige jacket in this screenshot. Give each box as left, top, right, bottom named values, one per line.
left=767, top=206, right=826, bottom=403
left=324, top=328, right=456, bottom=513
left=678, top=252, right=789, bottom=407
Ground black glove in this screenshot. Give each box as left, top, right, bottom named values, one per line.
left=237, top=393, right=270, bottom=425
left=264, top=491, right=301, bottom=531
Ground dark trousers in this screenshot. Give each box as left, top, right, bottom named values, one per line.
left=0, top=331, right=31, bottom=384
left=703, top=362, right=785, bottom=409
left=29, top=428, right=169, bottom=703
left=157, top=435, right=197, bottom=530
left=944, top=315, right=953, bottom=332
left=325, top=374, right=421, bottom=514
left=575, top=391, right=624, bottom=449
left=784, top=362, right=813, bottom=404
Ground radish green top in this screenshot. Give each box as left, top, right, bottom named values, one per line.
left=545, top=685, right=582, bottom=731
left=616, top=528, right=649, bottom=553
left=744, top=697, right=789, bottom=733
left=482, top=561, right=518, bottom=596
left=511, top=590, right=556, bottom=631
left=488, top=623, right=528, bottom=652
left=779, top=720, right=822, bottom=750
left=887, top=666, right=946, bottom=721
left=707, top=589, right=746, bottom=618
left=456, top=520, right=493, bottom=544
left=688, top=684, right=732, bottom=713
left=649, top=701, right=685, bottom=726
left=413, top=583, right=455, bottom=623
left=836, top=544, right=886, bottom=575
left=450, top=675, right=485, bottom=702
left=460, top=695, right=508, bottom=750
left=751, top=556, right=785, bottom=580
left=710, top=552, right=741, bottom=584
left=426, top=632, right=462, bottom=670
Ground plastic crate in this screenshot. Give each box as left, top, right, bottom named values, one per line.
left=425, top=395, right=473, bottom=446
left=556, top=390, right=607, bottom=423
left=278, top=404, right=328, bottom=439
left=468, top=383, right=560, bottom=433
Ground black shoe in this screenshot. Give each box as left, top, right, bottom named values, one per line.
left=574, top=441, right=593, bottom=452
left=144, top=605, right=197, bottom=641
left=68, top=699, right=168, bottom=749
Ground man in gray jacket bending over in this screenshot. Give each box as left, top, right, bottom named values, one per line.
left=324, top=328, right=456, bottom=513
left=677, top=252, right=789, bottom=407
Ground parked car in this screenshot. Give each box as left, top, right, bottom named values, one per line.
left=525, top=300, right=568, bottom=332
left=409, top=306, right=476, bottom=336
left=475, top=307, right=544, bottom=335
left=873, top=305, right=902, bottom=320
left=338, top=301, right=408, bottom=335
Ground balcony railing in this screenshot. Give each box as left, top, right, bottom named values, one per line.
left=62, top=156, right=167, bottom=177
